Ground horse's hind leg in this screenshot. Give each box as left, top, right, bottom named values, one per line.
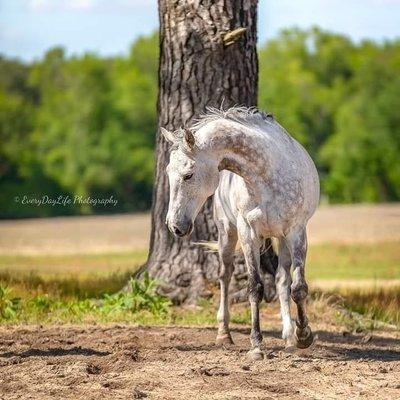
left=237, top=216, right=264, bottom=361
left=286, top=227, right=314, bottom=349
left=276, top=238, right=295, bottom=349
left=260, top=239, right=278, bottom=303
left=215, top=221, right=237, bottom=346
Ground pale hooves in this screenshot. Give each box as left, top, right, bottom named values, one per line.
left=247, top=348, right=264, bottom=361
left=283, top=337, right=297, bottom=353
left=215, top=334, right=234, bottom=347
left=295, top=326, right=314, bottom=349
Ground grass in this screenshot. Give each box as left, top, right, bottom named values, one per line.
left=0, top=250, right=147, bottom=278
left=0, top=273, right=171, bottom=324
left=307, top=241, right=400, bottom=280
left=0, top=250, right=147, bottom=298
left=326, top=286, right=400, bottom=329
left=0, top=241, right=398, bottom=327
left=0, top=281, right=252, bottom=326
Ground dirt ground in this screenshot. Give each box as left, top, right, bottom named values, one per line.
left=1, top=313, right=399, bottom=400
left=1, top=203, right=399, bottom=255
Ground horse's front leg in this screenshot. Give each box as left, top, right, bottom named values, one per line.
left=237, top=216, right=264, bottom=360
left=286, top=227, right=314, bottom=349
left=216, top=222, right=237, bottom=346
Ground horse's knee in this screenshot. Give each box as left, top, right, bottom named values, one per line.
left=248, top=277, right=264, bottom=303
left=218, top=265, right=227, bottom=280
left=291, top=281, right=308, bottom=303
left=218, top=262, right=233, bottom=281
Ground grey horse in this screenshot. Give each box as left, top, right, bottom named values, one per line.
left=161, top=106, right=320, bottom=360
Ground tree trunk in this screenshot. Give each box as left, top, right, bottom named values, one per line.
left=144, top=0, right=275, bottom=304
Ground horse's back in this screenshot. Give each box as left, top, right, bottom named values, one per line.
left=215, top=120, right=319, bottom=234
left=259, top=119, right=320, bottom=219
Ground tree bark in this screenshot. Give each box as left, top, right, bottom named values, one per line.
left=144, top=0, right=275, bottom=304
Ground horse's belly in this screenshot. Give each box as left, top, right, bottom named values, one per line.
left=246, top=206, right=286, bottom=238
left=249, top=194, right=311, bottom=239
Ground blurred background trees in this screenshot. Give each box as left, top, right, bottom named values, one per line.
left=1, top=27, right=399, bottom=218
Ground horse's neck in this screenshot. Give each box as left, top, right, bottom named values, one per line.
left=199, top=122, right=268, bottom=185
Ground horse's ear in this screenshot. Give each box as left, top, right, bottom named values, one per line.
left=160, top=127, right=177, bottom=144
left=183, top=128, right=196, bottom=151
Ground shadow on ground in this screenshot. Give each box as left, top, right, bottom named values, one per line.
left=0, top=347, right=110, bottom=358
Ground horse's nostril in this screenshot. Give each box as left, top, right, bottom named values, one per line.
left=173, top=226, right=183, bottom=236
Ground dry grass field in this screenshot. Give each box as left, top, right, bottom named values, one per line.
left=0, top=203, right=398, bottom=289
left=1, top=203, right=399, bottom=256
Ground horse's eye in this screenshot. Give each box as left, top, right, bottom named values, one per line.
left=183, top=173, right=193, bottom=181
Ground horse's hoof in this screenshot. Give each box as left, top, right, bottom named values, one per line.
left=247, top=348, right=264, bottom=361
left=284, top=344, right=296, bottom=353
left=215, top=334, right=234, bottom=347
left=283, top=336, right=297, bottom=353
left=295, top=326, right=314, bottom=349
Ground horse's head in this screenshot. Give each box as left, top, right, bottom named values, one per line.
left=161, top=127, right=220, bottom=237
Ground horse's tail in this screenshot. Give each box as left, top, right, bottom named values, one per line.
left=194, top=237, right=279, bottom=255
left=193, top=240, right=241, bottom=253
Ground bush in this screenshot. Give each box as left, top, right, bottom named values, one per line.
left=0, top=285, right=20, bottom=320
left=102, top=272, right=171, bottom=315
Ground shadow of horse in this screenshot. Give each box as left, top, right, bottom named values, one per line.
left=0, top=346, right=110, bottom=358
left=163, top=325, right=400, bottom=362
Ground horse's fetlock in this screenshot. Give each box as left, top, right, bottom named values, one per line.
left=295, top=316, right=309, bottom=330
left=250, top=331, right=263, bottom=347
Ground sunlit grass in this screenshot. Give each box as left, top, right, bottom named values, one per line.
left=0, top=241, right=398, bottom=289
left=307, top=241, right=400, bottom=280
left=0, top=250, right=147, bottom=278
left=0, top=250, right=147, bottom=299
left=0, top=242, right=398, bottom=327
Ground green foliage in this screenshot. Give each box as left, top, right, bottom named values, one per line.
left=0, top=34, right=158, bottom=217
left=0, top=279, right=212, bottom=325
left=1, top=28, right=400, bottom=217
left=102, top=273, right=171, bottom=315
left=28, top=294, right=56, bottom=313
left=258, top=27, right=400, bottom=202
left=0, top=273, right=170, bottom=322
left=319, top=41, right=400, bottom=202
left=0, top=285, right=20, bottom=320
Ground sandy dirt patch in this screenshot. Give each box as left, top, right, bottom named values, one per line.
left=1, top=319, right=399, bottom=400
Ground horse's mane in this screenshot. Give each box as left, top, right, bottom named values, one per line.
left=191, top=105, right=274, bottom=133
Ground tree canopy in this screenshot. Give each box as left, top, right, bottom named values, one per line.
left=1, top=27, right=399, bottom=218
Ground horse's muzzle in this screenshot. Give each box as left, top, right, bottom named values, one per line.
left=167, top=220, right=193, bottom=237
